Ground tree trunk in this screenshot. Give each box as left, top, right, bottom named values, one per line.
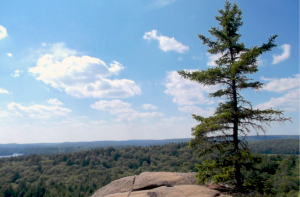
left=230, top=47, right=242, bottom=191
left=232, top=80, right=242, bottom=191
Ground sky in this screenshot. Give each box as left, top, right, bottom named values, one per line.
left=0, top=0, right=299, bottom=144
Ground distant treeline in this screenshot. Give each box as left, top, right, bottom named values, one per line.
left=0, top=142, right=299, bottom=197
left=0, top=139, right=191, bottom=156
left=0, top=136, right=299, bottom=156
left=249, top=139, right=299, bottom=155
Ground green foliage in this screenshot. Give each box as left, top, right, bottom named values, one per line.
left=178, top=1, right=291, bottom=191
left=0, top=143, right=298, bottom=196
left=195, top=159, right=235, bottom=184
left=0, top=143, right=201, bottom=197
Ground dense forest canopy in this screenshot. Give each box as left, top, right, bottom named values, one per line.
left=0, top=141, right=299, bottom=197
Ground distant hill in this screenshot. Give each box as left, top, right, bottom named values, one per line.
left=0, top=135, right=298, bottom=156
left=249, top=139, right=299, bottom=154
left=0, top=138, right=191, bottom=149
left=242, top=135, right=299, bottom=142
left=0, top=138, right=192, bottom=156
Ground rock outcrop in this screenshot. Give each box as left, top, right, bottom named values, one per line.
left=91, top=172, right=232, bottom=197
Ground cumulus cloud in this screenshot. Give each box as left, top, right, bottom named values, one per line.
left=256, top=75, right=299, bottom=111
left=7, top=102, right=72, bottom=119
left=0, top=26, right=7, bottom=39
left=164, top=71, right=218, bottom=117
left=256, top=90, right=299, bottom=112
left=29, top=43, right=141, bottom=98
left=91, top=100, right=163, bottom=121
left=261, top=75, right=299, bottom=93
left=207, top=53, right=222, bottom=66
left=164, top=71, right=217, bottom=105
left=0, top=88, right=9, bottom=94
left=143, top=104, right=158, bottom=110
left=11, top=70, right=23, bottom=77
left=6, top=53, right=12, bottom=57
left=143, top=30, right=189, bottom=53
left=47, top=98, right=63, bottom=106
left=272, top=44, right=291, bottom=64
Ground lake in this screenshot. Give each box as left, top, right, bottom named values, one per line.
left=0, top=153, right=23, bottom=158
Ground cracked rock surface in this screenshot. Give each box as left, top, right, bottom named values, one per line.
left=91, top=172, right=232, bottom=197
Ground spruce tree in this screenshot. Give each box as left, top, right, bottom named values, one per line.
left=178, top=1, right=291, bottom=191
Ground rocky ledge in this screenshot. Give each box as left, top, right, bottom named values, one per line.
left=91, top=172, right=232, bottom=197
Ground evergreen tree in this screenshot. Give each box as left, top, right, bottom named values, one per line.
left=178, top=1, right=291, bottom=191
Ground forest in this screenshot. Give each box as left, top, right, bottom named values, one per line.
left=0, top=140, right=299, bottom=197
left=0, top=136, right=298, bottom=156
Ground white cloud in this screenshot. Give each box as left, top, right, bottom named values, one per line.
left=91, top=99, right=132, bottom=114
left=256, top=90, right=299, bottom=112
left=89, top=120, right=106, bottom=125
left=256, top=75, right=299, bottom=111
left=0, top=88, right=9, bottom=94
left=0, top=26, right=7, bottom=39
left=164, top=71, right=217, bottom=105
left=162, top=116, right=186, bottom=122
left=7, top=102, right=72, bottom=119
left=0, top=111, right=10, bottom=117
left=47, top=98, right=63, bottom=106
left=272, top=44, right=291, bottom=64
left=207, top=53, right=222, bottom=66
left=6, top=53, right=12, bottom=57
left=143, top=104, right=158, bottom=110
left=178, top=105, right=215, bottom=117
left=11, top=70, right=23, bottom=77
left=164, top=71, right=218, bottom=118
left=143, top=30, right=189, bottom=53
left=29, top=43, right=141, bottom=98
left=261, top=74, right=299, bottom=93
left=91, top=100, right=163, bottom=121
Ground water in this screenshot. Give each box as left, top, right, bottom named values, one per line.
left=0, top=153, right=23, bottom=158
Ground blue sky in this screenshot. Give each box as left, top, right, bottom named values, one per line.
left=0, top=0, right=298, bottom=143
